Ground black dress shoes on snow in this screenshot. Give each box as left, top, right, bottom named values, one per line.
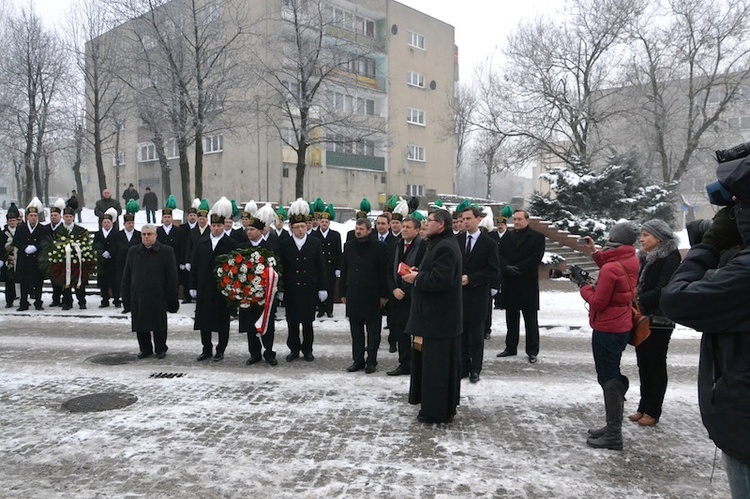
left=469, top=372, right=480, bottom=383
left=17, top=305, right=30, bottom=311
left=528, top=355, right=538, bottom=364
left=417, top=413, right=453, bottom=425
left=34, top=304, right=44, bottom=311
left=316, top=310, right=325, bottom=318
left=99, top=302, right=109, bottom=308
left=346, top=363, right=365, bottom=372
left=197, top=352, right=211, bottom=361
left=386, top=366, right=410, bottom=376
left=245, top=356, right=262, bottom=365
left=137, top=352, right=153, bottom=359
left=496, top=350, right=517, bottom=358
left=79, top=304, right=86, bottom=310
left=62, top=304, right=72, bottom=310
left=365, top=365, right=376, bottom=374
left=303, top=353, right=315, bottom=362
left=286, top=352, right=300, bottom=362
left=389, top=345, right=397, bottom=353
left=49, top=301, right=61, bottom=307
left=156, top=352, right=166, bottom=359
left=213, top=353, right=224, bottom=361
left=266, top=357, right=278, bottom=366
left=326, top=313, right=333, bottom=318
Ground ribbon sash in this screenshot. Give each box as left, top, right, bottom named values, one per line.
left=254, top=267, right=278, bottom=336
left=64, top=242, right=84, bottom=288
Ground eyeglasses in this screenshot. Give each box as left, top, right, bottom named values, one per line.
left=142, top=232, right=156, bottom=237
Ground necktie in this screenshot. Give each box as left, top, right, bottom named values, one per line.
left=380, top=235, right=385, bottom=242
left=466, top=235, right=472, bottom=256
left=404, top=242, right=410, bottom=254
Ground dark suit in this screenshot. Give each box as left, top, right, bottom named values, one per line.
left=385, top=236, right=426, bottom=371
left=54, top=224, right=89, bottom=308
left=93, top=227, right=120, bottom=306
left=13, top=222, right=52, bottom=309
left=237, top=238, right=279, bottom=362
left=47, top=222, right=64, bottom=305
left=157, top=224, right=185, bottom=298
left=310, top=228, right=341, bottom=316
left=277, top=235, right=325, bottom=356
left=116, top=229, right=141, bottom=308
left=179, top=223, right=197, bottom=302
left=190, top=234, right=238, bottom=356
left=456, top=231, right=501, bottom=376
left=498, top=226, right=546, bottom=356
left=340, top=236, right=388, bottom=368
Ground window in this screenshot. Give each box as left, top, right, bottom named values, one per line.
left=112, top=151, right=126, bottom=166
left=166, top=138, right=179, bottom=159
left=407, top=71, right=425, bottom=88
left=407, top=145, right=425, bottom=162
left=728, top=117, right=750, bottom=130
left=407, top=184, right=425, bottom=196
left=326, top=5, right=375, bottom=38
left=138, top=142, right=156, bottom=162
left=407, top=108, right=425, bottom=126
left=204, top=134, right=223, bottom=153
left=708, top=88, right=720, bottom=105
left=283, top=167, right=289, bottom=178
left=407, top=31, right=425, bottom=50
left=281, top=80, right=301, bottom=103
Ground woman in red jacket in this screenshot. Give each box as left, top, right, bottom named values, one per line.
left=575, top=222, right=640, bottom=451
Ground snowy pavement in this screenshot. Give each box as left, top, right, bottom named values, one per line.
left=0, top=291, right=730, bottom=498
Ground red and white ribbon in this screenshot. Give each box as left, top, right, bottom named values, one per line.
left=254, top=267, right=278, bottom=336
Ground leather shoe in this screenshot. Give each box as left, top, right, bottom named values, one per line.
left=387, top=366, right=410, bottom=376
left=389, top=345, right=397, bottom=353
left=628, top=411, right=644, bottom=422
left=286, top=352, right=300, bottom=362
left=35, top=304, right=44, bottom=311
left=137, top=352, right=153, bottom=359
left=245, top=356, right=262, bottom=365
left=17, top=305, right=29, bottom=311
left=303, top=353, right=315, bottom=362
left=417, top=413, right=452, bottom=425
left=637, top=414, right=658, bottom=426
left=62, top=304, right=72, bottom=311
left=496, top=350, right=517, bottom=358
left=213, top=352, right=224, bottom=361
left=484, top=332, right=491, bottom=340
left=79, top=304, right=86, bottom=310
left=528, top=355, right=538, bottom=364
left=346, top=363, right=365, bottom=372
left=197, top=352, right=211, bottom=361
left=99, top=302, right=109, bottom=308
left=365, top=365, right=376, bottom=374
left=326, top=313, right=333, bottom=318
left=316, top=310, right=325, bottom=318
left=266, top=357, right=278, bottom=366
left=156, top=352, right=166, bottom=359
left=469, top=372, right=480, bottom=383
left=49, top=301, right=61, bottom=307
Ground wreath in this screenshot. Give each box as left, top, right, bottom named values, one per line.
left=215, top=247, right=281, bottom=309
left=40, top=235, right=98, bottom=288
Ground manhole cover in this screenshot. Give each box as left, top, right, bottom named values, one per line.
left=87, top=352, right=138, bottom=365
left=150, top=372, right=186, bottom=378
left=61, top=392, right=138, bottom=413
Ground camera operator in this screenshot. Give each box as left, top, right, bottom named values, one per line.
left=572, top=222, right=640, bottom=451
left=661, top=143, right=750, bottom=498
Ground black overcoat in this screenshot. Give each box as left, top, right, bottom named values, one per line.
left=157, top=225, right=186, bottom=266
left=190, top=235, right=237, bottom=332
left=310, top=228, right=342, bottom=293
left=405, top=229, right=463, bottom=339
left=340, top=236, right=388, bottom=320
left=93, top=228, right=119, bottom=286
left=116, top=229, right=141, bottom=288
left=13, top=222, right=52, bottom=284
left=277, top=235, right=325, bottom=323
left=456, top=232, right=501, bottom=320
left=121, top=241, right=178, bottom=332
left=386, top=236, right=426, bottom=329
left=498, top=227, right=545, bottom=310
left=237, top=238, right=279, bottom=332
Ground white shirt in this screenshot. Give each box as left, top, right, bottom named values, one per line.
left=210, top=234, right=222, bottom=251
left=162, top=224, right=172, bottom=235
left=102, top=228, right=112, bottom=239
left=319, top=228, right=329, bottom=238
left=293, top=234, right=307, bottom=251
left=124, top=229, right=135, bottom=242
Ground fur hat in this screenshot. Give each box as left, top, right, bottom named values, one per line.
left=608, top=221, right=639, bottom=246
left=641, top=219, right=676, bottom=243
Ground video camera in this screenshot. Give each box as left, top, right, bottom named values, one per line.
left=707, top=141, right=750, bottom=205
left=549, top=266, right=591, bottom=282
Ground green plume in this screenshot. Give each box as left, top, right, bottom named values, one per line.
left=325, top=203, right=336, bottom=220
left=501, top=205, right=514, bottom=218
left=387, top=195, right=398, bottom=209
left=409, top=211, right=425, bottom=222
left=455, top=199, right=471, bottom=213
left=230, top=199, right=239, bottom=218
left=126, top=199, right=140, bottom=214
left=276, top=205, right=287, bottom=220
left=359, top=198, right=371, bottom=213
left=313, top=197, right=326, bottom=213
left=198, top=199, right=210, bottom=211
left=164, top=195, right=177, bottom=209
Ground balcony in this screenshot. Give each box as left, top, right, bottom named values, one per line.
left=326, top=151, right=385, bottom=171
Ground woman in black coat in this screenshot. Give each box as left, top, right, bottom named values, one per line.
left=630, top=219, right=681, bottom=426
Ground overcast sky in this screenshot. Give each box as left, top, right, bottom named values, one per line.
left=14, top=0, right=561, bottom=82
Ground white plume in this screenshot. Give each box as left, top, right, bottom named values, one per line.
left=211, top=196, right=233, bottom=218
left=289, top=198, right=310, bottom=216
left=256, top=203, right=277, bottom=228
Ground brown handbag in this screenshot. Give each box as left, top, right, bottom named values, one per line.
left=617, top=262, right=651, bottom=347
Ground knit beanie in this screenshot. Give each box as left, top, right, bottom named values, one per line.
left=641, top=219, right=676, bottom=243
left=608, top=221, right=639, bottom=246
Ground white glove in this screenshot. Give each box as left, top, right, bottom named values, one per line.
left=490, top=288, right=499, bottom=296
left=0, top=260, right=4, bottom=269
left=335, top=269, right=341, bottom=278
left=185, top=263, right=191, bottom=271
left=277, top=292, right=284, bottom=301
left=189, top=289, right=197, bottom=299
left=102, top=251, right=111, bottom=259
left=318, top=290, right=328, bottom=302
left=25, top=245, right=37, bottom=255
left=179, top=264, right=185, bottom=270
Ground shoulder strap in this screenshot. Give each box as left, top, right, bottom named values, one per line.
left=616, top=261, right=641, bottom=313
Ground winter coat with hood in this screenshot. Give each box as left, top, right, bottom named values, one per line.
left=580, top=244, right=639, bottom=333
left=636, top=240, right=681, bottom=320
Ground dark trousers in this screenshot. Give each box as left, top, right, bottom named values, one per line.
left=391, top=326, right=412, bottom=370
left=146, top=209, right=156, bottom=223
left=484, top=295, right=493, bottom=337
left=99, top=275, right=119, bottom=304
left=287, top=321, right=314, bottom=355
left=5, top=279, right=17, bottom=305
left=461, top=320, right=486, bottom=375
left=179, top=269, right=191, bottom=302
left=409, top=336, right=461, bottom=422
left=592, top=330, right=630, bottom=387
left=241, top=306, right=277, bottom=359
left=635, top=327, right=673, bottom=420
left=51, top=282, right=63, bottom=304
left=137, top=331, right=168, bottom=355
left=63, top=286, right=86, bottom=307
left=20, top=278, right=43, bottom=307
left=201, top=329, right=229, bottom=355
left=349, top=317, right=382, bottom=366
left=505, top=308, right=540, bottom=356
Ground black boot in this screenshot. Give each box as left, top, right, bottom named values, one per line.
left=586, top=379, right=624, bottom=450
left=588, top=376, right=629, bottom=438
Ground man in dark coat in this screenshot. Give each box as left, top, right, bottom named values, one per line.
left=115, top=212, right=141, bottom=312
left=310, top=210, right=341, bottom=318
left=122, top=183, right=139, bottom=204
left=93, top=211, right=120, bottom=307
left=277, top=213, right=326, bottom=362
left=190, top=214, right=238, bottom=361
left=1, top=206, right=20, bottom=308
left=142, top=187, right=158, bottom=224
left=456, top=205, right=501, bottom=383
left=402, top=208, right=463, bottom=424
left=237, top=219, right=279, bottom=366
left=496, top=209, right=546, bottom=363
left=385, top=217, right=426, bottom=375
left=57, top=208, right=90, bottom=310
left=157, top=208, right=186, bottom=300
left=341, top=218, right=389, bottom=373
left=13, top=206, right=52, bottom=311
left=94, top=189, right=122, bottom=229
left=46, top=204, right=64, bottom=306
left=179, top=207, right=199, bottom=303
left=121, top=224, right=178, bottom=359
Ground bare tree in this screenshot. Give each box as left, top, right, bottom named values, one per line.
left=445, top=82, right=478, bottom=193
left=250, top=0, right=387, bottom=199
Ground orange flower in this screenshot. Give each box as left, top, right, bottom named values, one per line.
left=235, top=254, right=243, bottom=263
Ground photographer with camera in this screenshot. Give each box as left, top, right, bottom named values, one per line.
left=661, top=143, right=750, bottom=498
left=572, top=222, right=640, bottom=451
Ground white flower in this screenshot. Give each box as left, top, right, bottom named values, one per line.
left=256, top=264, right=265, bottom=273
left=239, top=274, right=247, bottom=283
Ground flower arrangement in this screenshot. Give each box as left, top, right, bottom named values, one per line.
left=40, top=235, right=98, bottom=288
left=215, top=247, right=280, bottom=309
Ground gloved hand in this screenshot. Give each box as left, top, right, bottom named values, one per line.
left=277, top=292, right=284, bottom=302
left=701, top=206, right=742, bottom=252
left=179, top=264, right=185, bottom=270
left=318, top=290, right=328, bottom=302
left=505, top=265, right=521, bottom=276
left=185, top=263, right=191, bottom=272
left=490, top=288, right=499, bottom=296
left=189, top=289, right=197, bottom=299
left=335, top=269, right=341, bottom=278
left=569, top=265, right=589, bottom=288
left=102, top=251, right=111, bottom=259
left=25, top=245, right=37, bottom=255
left=0, top=260, right=4, bottom=269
